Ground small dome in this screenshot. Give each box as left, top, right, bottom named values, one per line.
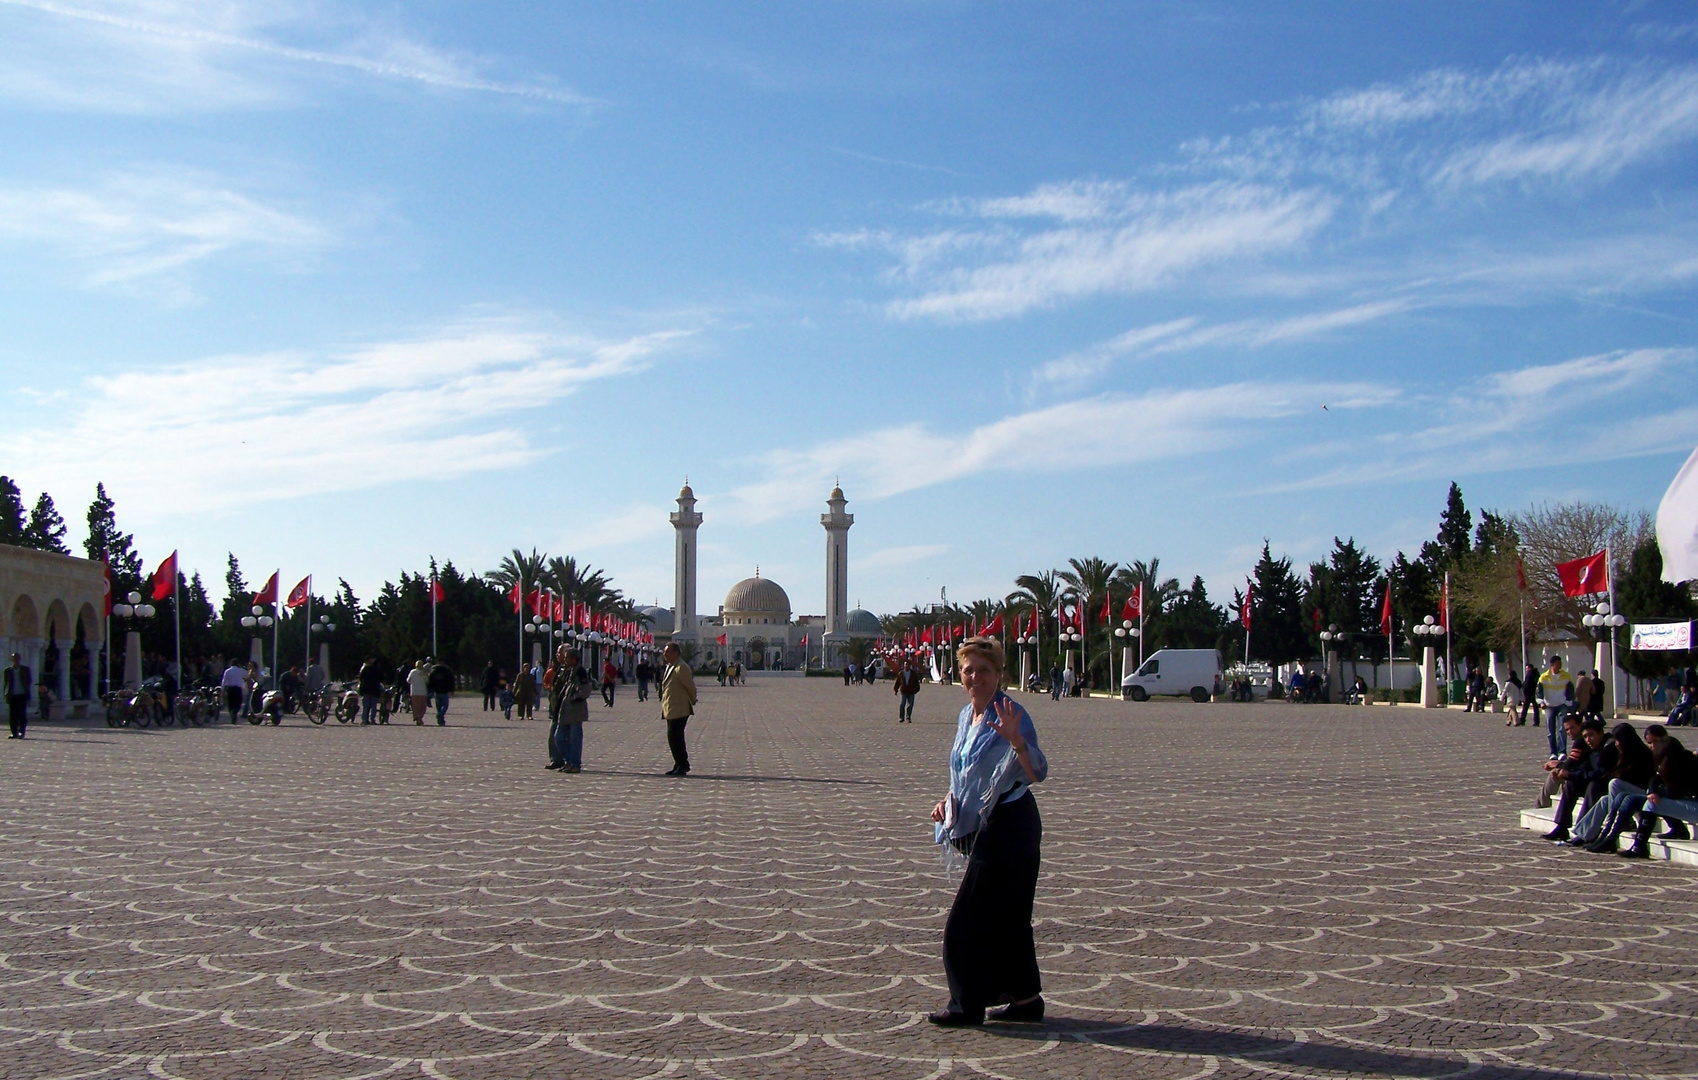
left=846, top=608, right=882, bottom=636
left=641, top=606, right=675, bottom=635
left=679, top=483, right=695, bottom=499
left=829, top=485, right=845, bottom=501
left=724, top=575, right=791, bottom=617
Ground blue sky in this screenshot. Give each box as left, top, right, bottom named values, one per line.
left=3, top=1, right=1697, bottom=616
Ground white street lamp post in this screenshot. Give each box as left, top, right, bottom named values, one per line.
left=111, top=590, right=156, bottom=689
left=1113, top=620, right=1141, bottom=697
left=1582, top=601, right=1628, bottom=718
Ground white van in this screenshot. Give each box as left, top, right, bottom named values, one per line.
left=1121, top=649, right=1223, bottom=703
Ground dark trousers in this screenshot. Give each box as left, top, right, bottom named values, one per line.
left=483, top=690, right=496, bottom=711
left=899, top=693, right=915, bottom=721
left=1553, top=776, right=1605, bottom=832
left=223, top=686, right=244, bottom=722
left=7, top=695, right=26, bottom=737
left=944, top=793, right=1042, bottom=1016
left=602, top=682, right=616, bottom=707
left=637, top=678, right=649, bottom=701
left=666, top=716, right=690, bottom=772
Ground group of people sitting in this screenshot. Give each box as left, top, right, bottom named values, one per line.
left=1539, top=716, right=1698, bottom=857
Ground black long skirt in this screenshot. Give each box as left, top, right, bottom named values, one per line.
left=943, top=791, right=1042, bottom=1014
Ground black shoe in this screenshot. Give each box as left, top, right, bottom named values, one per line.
left=1660, top=821, right=1692, bottom=841
left=1541, top=827, right=1570, bottom=842
left=1619, top=842, right=1651, bottom=859
left=988, top=997, right=1044, bottom=1023
left=545, top=763, right=564, bottom=770
left=663, top=767, right=680, bottom=776
left=927, top=1008, right=984, bottom=1027
left=1584, top=833, right=1620, bottom=853
left=1562, top=835, right=1592, bottom=848
left=564, top=765, right=581, bottom=773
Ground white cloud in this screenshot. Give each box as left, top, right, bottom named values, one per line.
left=835, top=58, right=1698, bottom=324
left=1436, top=65, right=1698, bottom=185
left=858, top=544, right=950, bottom=571
left=1265, top=348, right=1698, bottom=493
left=556, top=504, right=675, bottom=552
left=0, top=319, right=694, bottom=520
left=887, top=182, right=1336, bottom=321
left=1034, top=300, right=1409, bottom=388
left=0, top=170, right=327, bottom=300
left=0, top=0, right=594, bottom=111
left=720, top=378, right=1398, bottom=522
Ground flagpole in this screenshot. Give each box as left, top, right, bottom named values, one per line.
left=271, top=568, right=280, bottom=691
left=1444, top=570, right=1452, bottom=702
left=173, top=569, right=181, bottom=705
left=303, top=583, right=312, bottom=672
left=1138, top=583, right=1146, bottom=668
left=431, top=570, right=439, bottom=658
left=1607, top=545, right=1618, bottom=719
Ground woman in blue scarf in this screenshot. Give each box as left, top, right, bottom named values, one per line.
left=928, top=636, right=1048, bottom=1027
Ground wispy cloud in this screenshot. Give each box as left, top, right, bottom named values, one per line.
left=859, top=544, right=950, bottom=570
left=883, top=182, right=1336, bottom=321
left=0, top=170, right=327, bottom=301
left=0, top=0, right=595, bottom=111
left=1267, top=348, right=1698, bottom=492
left=0, top=319, right=694, bottom=520
left=720, top=378, right=1397, bottom=522
left=1034, top=300, right=1410, bottom=387
left=831, top=57, right=1698, bottom=324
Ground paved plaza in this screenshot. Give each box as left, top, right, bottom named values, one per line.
left=1, top=678, right=1695, bottom=1080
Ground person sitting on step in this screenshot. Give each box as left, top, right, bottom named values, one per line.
left=1542, top=717, right=1614, bottom=843
left=1619, top=728, right=1698, bottom=858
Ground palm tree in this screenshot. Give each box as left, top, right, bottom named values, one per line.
left=485, top=548, right=548, bottom=592
left=1058, top=558, right=1118, bottom=689
left=1112, top=558, right=1181, bottom=652
left=1012, top=571, right=1062, bottom=670
left=544, top=555, right=619, bottom=616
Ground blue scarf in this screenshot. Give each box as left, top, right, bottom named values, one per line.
left=935, top=691, right=1047, bottom=846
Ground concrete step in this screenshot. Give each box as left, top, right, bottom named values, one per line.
left=1517, top=804, right=1698, bottom=866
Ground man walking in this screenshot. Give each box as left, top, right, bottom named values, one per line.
left=357, top=657, right=385, bottom=725
left=636, top=657, right=652, bottom=702
left=220, top=659, right=247, bottom=723
left=660, top=643, right=697, bottom=776
left=4, top=652, right=31, bottom=739
left=601, top=656, right=619, bottom=708
left=481, top=661, right=500, bottom=712
left=426, top=658, right=454, bottom=725
left=894, top=658, right=921, bottom=723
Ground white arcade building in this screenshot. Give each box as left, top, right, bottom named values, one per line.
left=642, top=483, right=882, bottom=670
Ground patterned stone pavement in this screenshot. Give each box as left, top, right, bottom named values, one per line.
left=1, top=677, right=1695, bottom=1080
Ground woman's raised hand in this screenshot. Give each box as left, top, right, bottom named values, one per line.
left=931, top=798, right=948, bottom=823
left=985, top=697, right=1026, bottom=751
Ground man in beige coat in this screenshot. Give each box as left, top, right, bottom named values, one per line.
left=660, top=643, right=698, bottom=776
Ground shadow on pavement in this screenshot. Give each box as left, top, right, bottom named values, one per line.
left=983, top=1019, right=1576, bottom=1079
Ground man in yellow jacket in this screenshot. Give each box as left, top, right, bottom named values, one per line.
left=660, top=643, right=698, bottom=776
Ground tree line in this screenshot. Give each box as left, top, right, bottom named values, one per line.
left=0, top=478, right=642, bottom=680
left=881, top=483, right=1697, bottom=688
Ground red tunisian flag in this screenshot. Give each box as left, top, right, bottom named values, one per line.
left=1124, top=583, right=1143, bottom=622
left=286, top=575, right=311, bottom=609
left=1240, top=582, right=1253, bottom=630
left=1516, top=557, right=1529, bottom=593
left=551, top=595, right=564, bottom=622
left=1380, top=581, right=1394, bottom=637
left=1100, top=593, right=1113, bottom=624
left=1556, top=551, right=1609, bottom=597
left=509, top=581, right=524, bottom=614
left=716, top=632, right=728, bottom=646
left=800, top=633, right=809, bottom=648
left=430, top=577, right=445, bottom=604
left=253, top=571, right=279, bottom=606
left=1027, top=608, right=1040, bottom=637
left=1438, top=577, right=1449, bottom=630
left=101, top=553, right=112, bottom=616
left=983, top=613, right=1004, bottom=636
left=149, top=550, right=177, bottom=602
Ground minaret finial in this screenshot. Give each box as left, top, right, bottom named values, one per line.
left=755, top=565, right=760, bottom=577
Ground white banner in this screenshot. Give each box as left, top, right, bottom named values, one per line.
left=1631, top=621, right=1693, bottom=651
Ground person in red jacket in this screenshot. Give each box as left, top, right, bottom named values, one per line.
left=601, top=657, right=619, bottom=707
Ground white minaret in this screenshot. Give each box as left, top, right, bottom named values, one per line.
left=670, top=481, right=702, bottom=638
left=822, top=484, right=853, bottom=637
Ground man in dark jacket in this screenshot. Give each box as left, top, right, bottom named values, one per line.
left=1543, top=718, right=1615, bottom=842
left=894, top=659, right=922, bottom=723
left=4, top=652, right=31, bottom=738
left=357, top=657, right=386, bottom=725
left=426, top=659, right=454, bottom=725
left=480, top=661, right=500, bottom=712
left=547, top=647, right=590, bottom=772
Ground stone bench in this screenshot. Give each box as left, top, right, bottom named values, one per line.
left=1518, top=804, right=1698, bottom=866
